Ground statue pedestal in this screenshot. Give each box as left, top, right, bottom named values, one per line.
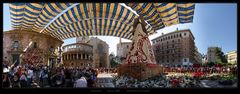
left=117, top=17, right=164, bottom=80
left=117, top=63, right=164, bottom=80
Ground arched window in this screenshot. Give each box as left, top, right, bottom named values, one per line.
left=78, top=54, right=81, bottom=60
left=13, top=41, right=19, bottom=49
left=33, top=42, right=37, bottom=48
left=69, top=54, right=71, bottom=60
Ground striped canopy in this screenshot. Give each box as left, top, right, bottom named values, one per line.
left=9, top=3, right=195, bottom=40
left=125, top=3, right=195, bottom=30
left=9, top=3, right=73, bottom=32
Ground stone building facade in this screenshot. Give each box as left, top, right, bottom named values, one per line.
left=88, top=37, right=109, bottom=68
left=151, top=29, right=200, bottom=66
left=117, top=42, right=132, bottom=63
left=207, top=47, right=222, bottom=63
left=62, top=43, right=93, bottom=68
left=3, top=29, right=63, bottom=67
left=63, top=36, right=109, bottom=68
left=226, top=50, right=237, bottom=65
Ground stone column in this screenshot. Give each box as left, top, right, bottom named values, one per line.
left=77, top=53, right=79, bottom=60
left=81, top=54, right=83, bottom=60
left=88, top=54, right=90, bottom=60
left=74, top=54, right=76, bottom=60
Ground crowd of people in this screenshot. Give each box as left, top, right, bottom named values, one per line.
left=163, top=65, right=237, bottom=75
left=2, top=61, right=237, bottom=88
left=97, top=68, right=117, bottom=74
left=2, top=63, right=100, bottom=88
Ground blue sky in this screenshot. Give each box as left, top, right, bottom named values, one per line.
left=3, top=3, right=237, bottom=55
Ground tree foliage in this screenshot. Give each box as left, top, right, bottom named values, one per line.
left=110, top=54, right=121, bottom=68
left=215, top=48, right=227, bottom=64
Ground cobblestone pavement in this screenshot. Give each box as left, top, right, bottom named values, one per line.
left=200, top=80, right=237, bottom=88
left=96, top=73, right=115, bottom=88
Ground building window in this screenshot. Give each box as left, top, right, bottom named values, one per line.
left=79, top=54, right=81, bottom=59
left=184, top=59, right=187, bottom=62
left=161, top=39, right=162, bottom=41
left=167, top=60, right=169, bottom=63
left=176, top=34, right=178, bottom=38
left=171, top=36, right=173, bottom=39
left=168, top=36, right=170, bottom=40
left=127, top=45, right=129, bottom=48
left=69, top=54, right=71, bottom=60
left=33, top=42, right=37, bottom=48
left=49, top=46, right=54, bottom=52
left=174, top=35, right=175, bottom=38
left=184, top=33, right=187, bottom=36
left=167, top=41, right=168, bottom=44
left=13, top=41, right=19, bottom=48
left=180, top=33, right=182, bottom=37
